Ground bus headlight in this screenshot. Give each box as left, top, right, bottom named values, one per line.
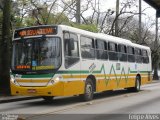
left=47, top=75, right=63, bottom=86
left=10, top=75, right=19, bottom=86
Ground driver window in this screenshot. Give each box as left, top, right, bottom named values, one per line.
left=39, top=38, right=60, bottom=67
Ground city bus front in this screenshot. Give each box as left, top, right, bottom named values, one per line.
left=10, top=26, right=64, bottom=99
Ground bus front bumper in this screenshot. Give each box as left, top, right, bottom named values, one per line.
left=10, top=82, right=64, bottom=97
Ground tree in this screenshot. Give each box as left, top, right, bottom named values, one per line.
left=76, top=0, right=81, bottom=23
left=69, top=22, right=98, bottom=32
left=0, top=11, right=2, bottom=83
left=0, top=0, right=11, bottom=94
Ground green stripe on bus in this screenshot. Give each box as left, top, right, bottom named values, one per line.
left=130, top=71, right=150, bottom=73
left=58, top=70, right=89, bottom=74
left=23, top=74, right=53, bottom=78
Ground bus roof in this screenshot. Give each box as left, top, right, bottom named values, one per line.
left=132, top=43, right=150, bottom=50
left=59, top=25, right=150, bottom=50
left=13, top=25, right=150, bottom=50
left=59, top=25, right=131, bottom=44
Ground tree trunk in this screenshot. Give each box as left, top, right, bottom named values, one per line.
left=76, top=0, right=81, bottom=24
left=139, top=0, right=142, bottom=44
left=115, top=0, right=119, bottom=36
left=153, top=14, right=159, bottom=80
left=153, top=66, right=159, bottom=80
left=0, top=0, right=11, bottom=95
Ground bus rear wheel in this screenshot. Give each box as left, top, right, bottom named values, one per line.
left=42, top=96, right=54, bottom=102
left=82, top=79, right=94, bottom=101
left=134, top=76, right=141, bottom=92
left=127, top=76, right=141, bottom=92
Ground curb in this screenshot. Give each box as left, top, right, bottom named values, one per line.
left=0, top=96, right=40, bottom=104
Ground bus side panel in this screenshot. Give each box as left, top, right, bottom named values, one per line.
left=61, top=57, right=84, bottom=96
left=63, top=80, right=85, bottom=96
left=141, top=72, right=152, bottom=85
left=96, top=78, right=117, bottom=92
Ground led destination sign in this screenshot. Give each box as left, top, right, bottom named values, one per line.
left=14, top=26, right=57, bottom=38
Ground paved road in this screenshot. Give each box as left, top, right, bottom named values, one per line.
left=0, top=81, right=160, bottom=120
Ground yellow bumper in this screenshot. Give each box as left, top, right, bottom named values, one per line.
left=11, top=82, right=64, bottom=96
left=11, top=80, right=85, bottom=97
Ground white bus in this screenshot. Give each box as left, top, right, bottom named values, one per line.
left=11, top=25, right=152, bottom=101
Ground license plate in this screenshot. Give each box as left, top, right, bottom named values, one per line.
left=27, top=89, right=37, bottom=93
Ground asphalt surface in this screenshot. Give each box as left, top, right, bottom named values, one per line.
left=0, top=81, right=160, bottom=120
left=0, top=96, right=39, bottom=103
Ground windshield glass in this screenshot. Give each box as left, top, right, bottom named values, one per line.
left=12, top=37, right=61, bottom=72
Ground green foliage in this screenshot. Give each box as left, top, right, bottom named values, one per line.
left=0, top=11, right=2, bottom=18
left=11, top=0, right=98, bottom=33
left=68, top=23, right=98, bottom=32
left=12, top=16, right=25, bottom=28
left=53, top=13, right=70, bottom=24
left=0, top=11, right=2, bottom=24
left=24, top=17, right=37, bottom=26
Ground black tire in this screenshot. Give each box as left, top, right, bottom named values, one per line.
left=127, top=76, right=141, bottom=92
left=134, top=76, right=141, bottom=92
left=82, top=79, right=94, bottom=101
left=42, top=96, right=54, bottom=102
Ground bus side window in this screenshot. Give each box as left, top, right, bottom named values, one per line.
left=81, top=36, right=95, bottom=59
left=118, top=44, right=127, bottom=62
left=108, top=42, right=118, bottom=61
left=142, top=49, right=149, bottom=64
left=135, top=48, right=142, bottom=63
left=127, top=46, right=135, bottom=62
left=95, top=39, right=108, bottom=60
left=64, top=32, right=79, bottom=68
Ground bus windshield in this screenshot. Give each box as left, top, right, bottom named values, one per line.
left=12, top=37, right=61, bottom=72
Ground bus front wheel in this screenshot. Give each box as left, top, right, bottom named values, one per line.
left=82, top=79, right=94, bottom=101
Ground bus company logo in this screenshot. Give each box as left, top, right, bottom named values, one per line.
left=116, top=63, right=121, bottom=70
left=89, top=63, right=96, bottom=73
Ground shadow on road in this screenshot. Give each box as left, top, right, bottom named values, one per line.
left=22, top=89, right=143, bottom=107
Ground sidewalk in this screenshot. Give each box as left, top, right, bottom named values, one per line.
left=151, top=79, right=160, bottom=83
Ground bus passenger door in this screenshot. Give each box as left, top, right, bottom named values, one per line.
left=63, top=32, right=82, bottom=96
